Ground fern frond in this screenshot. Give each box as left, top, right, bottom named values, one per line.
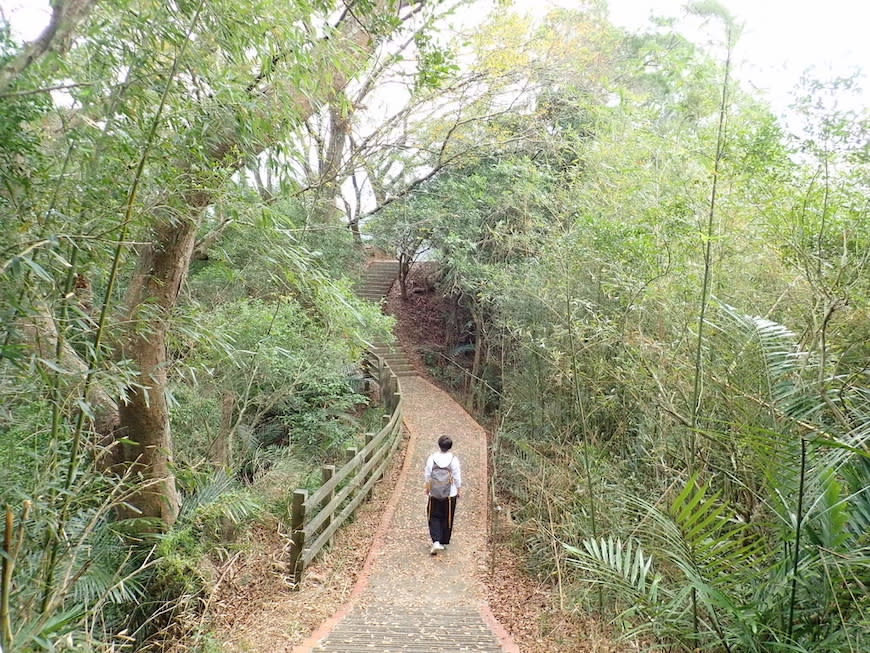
left=841, top=457, right=870, bottom=539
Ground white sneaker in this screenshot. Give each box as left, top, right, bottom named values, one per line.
left=430, top=541, right=444, bottom=555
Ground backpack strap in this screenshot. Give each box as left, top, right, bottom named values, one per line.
left=433, top=453, right=453, bottom=469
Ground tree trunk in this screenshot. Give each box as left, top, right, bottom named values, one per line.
left=106, top=0, right=412, bottom=525
left=467, top=309, right=483, bottom=412
left=210, top=390, right=237, bottom=469
left=349, top=217, right=363, bottom=243
left=116, top=213, right=200, bottom=524
left=310, top=104, right=350, bottom=225
left=398, top=253, right=411, bottom=300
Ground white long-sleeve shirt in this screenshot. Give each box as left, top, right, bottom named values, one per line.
left=424, top=451, right=462, bottom=497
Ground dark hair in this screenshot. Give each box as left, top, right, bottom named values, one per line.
left=437, top=435, right=453, bottom=452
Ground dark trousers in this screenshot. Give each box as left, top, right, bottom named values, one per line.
left=427, top=496, right=457, bottom=544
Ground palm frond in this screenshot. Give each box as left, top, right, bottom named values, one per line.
left=841, top=456, right=870, bottom=539
left=564, top=536, right=660, bottom=606
left=714, top=303, right=808, bottom=410
left=804, top=468, right=850, bottom=549
left=657, top=476, right=767, bottom=586
left=629, top=475, right=772, bottom=648
left=177, top=468, right=260, bottom=527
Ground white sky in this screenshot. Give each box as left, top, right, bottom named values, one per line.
left=605, top=0, right=869, bottom=118
left=3, top=0, right=867, bottom=119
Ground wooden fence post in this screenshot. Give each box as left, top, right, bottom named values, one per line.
left=289, top=489, right=307, bottom=585
left=321, top=464, right=335, bottom=546
left=390, top=376, right=399, bottom=413
left=364, top=432, right=374, bottom=497
left=345, top=446, right=359, bottom=511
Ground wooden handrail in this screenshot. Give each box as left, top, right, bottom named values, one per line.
left=301, top=409, right=402, bottom=567
left=288, top=350, right=404, bottom=586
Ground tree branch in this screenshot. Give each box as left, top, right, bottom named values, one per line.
left=0, top=0, right=99, bottom=94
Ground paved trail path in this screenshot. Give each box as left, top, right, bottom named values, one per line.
left=295, top=376, right=517, bottom=652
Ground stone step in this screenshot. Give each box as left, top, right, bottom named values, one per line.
left=358, top=278, right=394, bottom=285
left=314, top=607, right=503, bottom=652
left=380, top=357, right=410, bottom=364
left=355, top=262, right=416, bottom=377
left=380, top=359, right=411, bottom=367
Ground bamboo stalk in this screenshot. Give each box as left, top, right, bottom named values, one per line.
left=1, top=506, right=13, bottom=650
left=687, top=10, right=737, bottom=640
left=562, top=259, right=602, bottom=612
left=545, top=498, right=565, bottom=612
left=787, top=437, right=808, bottom=641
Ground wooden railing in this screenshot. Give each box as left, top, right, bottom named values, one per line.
left=288, top=350, right=403, bottom=585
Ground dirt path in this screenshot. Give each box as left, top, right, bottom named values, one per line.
left=293, top=376, right=518, bottom=652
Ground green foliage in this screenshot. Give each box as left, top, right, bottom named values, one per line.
left=0, top=473, right=153, bottom=651
left=128, top=470, right=261, bottom=648
left=564, top=537, right=658, bottom=611
left=0, top=26, right=50, bottom=204
left=170, top=293, right=385, bottom=468
left=413, top=31, right=460, bottom=91
left=0, top=399, right=52, bottom=498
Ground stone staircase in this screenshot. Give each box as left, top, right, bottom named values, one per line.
left=357, top=260, right=416, bottom=378
left=369, top=343, right=415, bottom=377
left=356, top=260, right=400, bottom=302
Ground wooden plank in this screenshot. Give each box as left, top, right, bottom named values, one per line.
left=306, top=450, right=362, bottom=509
left=304, top=467, right=359, bottom=535
left=304, top=433, right=392, bottom=535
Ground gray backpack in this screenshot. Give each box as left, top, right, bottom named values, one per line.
left=429, top=455, right=454, bottom=499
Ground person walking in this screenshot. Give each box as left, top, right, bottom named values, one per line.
left=424, top=435, right=461, bottom=555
